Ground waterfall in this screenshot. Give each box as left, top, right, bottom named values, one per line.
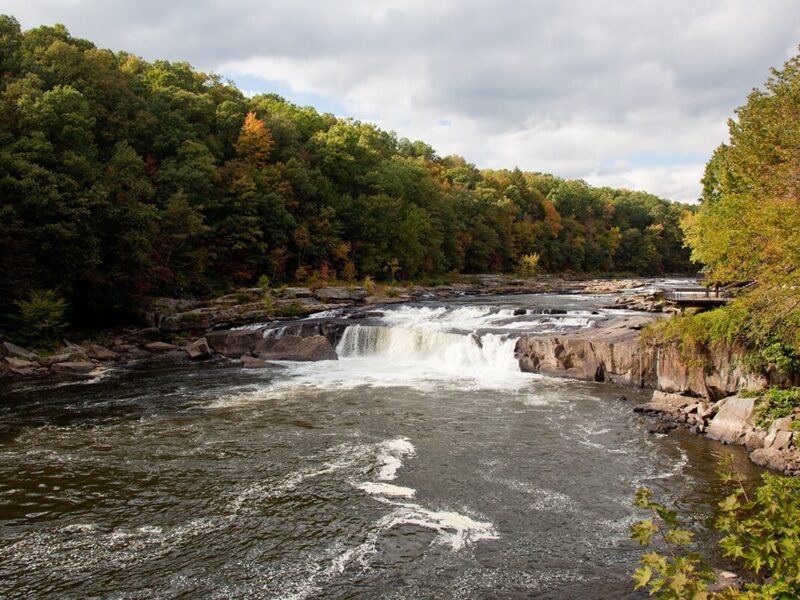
left=335, top=324, right=520, bottom=374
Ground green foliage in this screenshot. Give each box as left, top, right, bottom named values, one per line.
left=271, top=301, right=306, bottom=317
left=362, top=275, right=376, bottom=296
left=632, top=457, right=800, bottom=599
left=631, top=488, right=715, bottom=599
left=681, top=48, right=800, bottom=374
left=641, top=306, right=742, bottom=367
left=13, top=289, right=68, bottom=346
left=753, top=387, right=800, bottom=428
left=0, top=15, right=694, bottom=332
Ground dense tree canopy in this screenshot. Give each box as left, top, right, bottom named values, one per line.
left=678, top=48, right=800, bottom=369
left=0, top=16, right=694, bottom=326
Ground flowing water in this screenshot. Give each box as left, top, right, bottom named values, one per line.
left=0, top=292, right=761, bottom=599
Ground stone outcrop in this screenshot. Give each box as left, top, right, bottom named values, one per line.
left=313, top=287, right=368, bottom=302
left=254, top=335, right=338, bottom=361
left=655, top=345, right=764, bottom=401
left=514, top=316, right=658, bottom=388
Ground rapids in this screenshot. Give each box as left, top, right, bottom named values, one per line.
left=0, top=292, right=761, bottom=599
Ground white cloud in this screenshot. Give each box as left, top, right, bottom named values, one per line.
left=8, top=0, right=800, bottom=201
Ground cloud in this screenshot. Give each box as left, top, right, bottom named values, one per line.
left=8, top=0, right=800, bottom=201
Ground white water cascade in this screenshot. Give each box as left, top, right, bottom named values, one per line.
left=336, top=325, right=520, bottom=376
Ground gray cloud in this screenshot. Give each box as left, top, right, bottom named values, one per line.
left=8, top=0, right=800, bottom=201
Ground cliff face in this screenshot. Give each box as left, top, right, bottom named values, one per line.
left=514, top=316, right=658, bottom=388
left=514, top=316, right=763, bottom=398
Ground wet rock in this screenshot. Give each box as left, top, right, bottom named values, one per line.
left=240, top=355, right=283, bottom=369
left=634, top=391, right=697, bottom=416
left=0, top=341, right=38, bottom=360
left=347, top=311, right=384, bottom=320
left=38, top=351, right=85, bottom=366
left=51, top=361, right=95, bottom=374
left=648, top=421, right=677, bottom=434
left=185, top=337, right=213, bottom=360
left=513, top=308, right=527, bottom=316
left=83, top=343, right=119, bottom=361
left=616, top=395, right=628, bottom=402
left=255, top=335, right=337, bottom=361
left=144, top=341, right=178, bottom=352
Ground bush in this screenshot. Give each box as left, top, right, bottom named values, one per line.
left=631, top=457, right=800, bottom=599
left=363, top=275, right=376, bottom=296
left=272, top=302, right=306, bottom=317
left=518, top=253, right=541, bottom=277
left=754, top=387, right=800, bottom=428
left=13, top=289, right=68, bottom=346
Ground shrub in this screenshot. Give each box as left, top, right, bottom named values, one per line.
left=753, top=387, right=800, bottom=428
left=631, top=457, right=800, bottom=599
left=272, top=302, right=306, bottom=317
left=13, top=289, right=68, bottom=346
left=363, top=275, right=376, bottom=296
left=518, top=253, right=541, bottom=277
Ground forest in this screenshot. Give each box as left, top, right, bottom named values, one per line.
left=0, top=15, right=694, bottom=327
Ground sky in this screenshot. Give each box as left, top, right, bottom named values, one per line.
left=8, top=1, right=800, bottom=202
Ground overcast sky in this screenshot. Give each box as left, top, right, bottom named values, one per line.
left=8, top=1, right=800, bottom=201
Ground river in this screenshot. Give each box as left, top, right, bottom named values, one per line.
left=0, top=291, right=760, bottom=599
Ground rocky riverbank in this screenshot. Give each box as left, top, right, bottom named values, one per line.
left=513, top=315, right=798, bottom=475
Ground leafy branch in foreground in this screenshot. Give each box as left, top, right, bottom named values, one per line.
left=631, top=457, right=800, bottom=599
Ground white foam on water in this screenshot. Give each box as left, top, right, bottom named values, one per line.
left=377, top=437, right=415, bottom=480
left=358, top=482, right=416, bottom=497
left=375, top=500, right=499, bottom=551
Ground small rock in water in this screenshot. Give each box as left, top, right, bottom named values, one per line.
left=616, top=395, right=628, bottom=402
left=513, top=308, right=527, bottom=316
left=648, top=421, right=677, bottom=435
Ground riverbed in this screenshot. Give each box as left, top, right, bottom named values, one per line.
left=0, top=292, right=760, bottom=599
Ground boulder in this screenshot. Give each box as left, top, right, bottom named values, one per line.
left=705, top=396, right=756, bottom=444
left=4, top=356, right=37, bottom=375
left=313, top=287, right=368, bottom=302
left=750, top=447, right=790, bottom=473
left=83, top=343, right=119, bottom=361
left=51, top=361, right=95, bottom=374
left=145, top=341, right=178, bottom=352
left=205, top=329, right=263, bottom=357
left=184, top=337, right=213, bottom=360
left=1, top=341, right=37, bottom=360
left=255, top=335, right=337, bottom=361
left=648, top=422, right=677, bottom=434
left=240, top=355, right=283, bottom=369
left=39, top=351, right=87, bottom=366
